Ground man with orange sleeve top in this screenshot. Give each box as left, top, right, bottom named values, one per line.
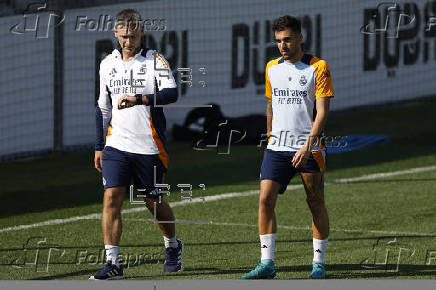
left=242, top=15, right=334, bottom=280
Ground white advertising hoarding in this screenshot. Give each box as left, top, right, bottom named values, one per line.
left=1, top=0, right=435, bottom=155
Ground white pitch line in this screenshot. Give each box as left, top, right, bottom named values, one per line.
left=325, top=165, right=436, bottom=184
left=122, top=219, right=436, bottom=237
left=1, top=165, right=435, bottom=234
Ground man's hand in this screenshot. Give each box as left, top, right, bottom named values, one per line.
left=94, top=150, right=103, bottom=173
left=291, top=147, right=311, bottom=168
left=117, top=94, right=136, bottom=109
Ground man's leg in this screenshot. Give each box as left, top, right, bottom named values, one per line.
left=144, top=197, right=175, bottom=239
left=90, top=146, right=131, bottom=280
left=143, top=197, right=183, bottom=272
left=300, top=172, right=329, bottom=278
left=138, top=165, right=183, bottom=272
left=90, top=186, right=126, bottom=280
left=242, top=179, right=281, bottom=279
left=102, top=186, right=127, bottom=246
left=102, top=186, right=126, bottom=267
left=258, top=179, right=281, bottom=268
left=258, top=179, right=281, bottom=241
left=142, top=172, right=176, bottom=243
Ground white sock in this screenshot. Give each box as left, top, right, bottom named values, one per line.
left=163, top=236, right=178, bottom=248
left=105, top=245, right=120, bottom=267
left=260, top=233, right=276, bottom=261
left=313, top=238, right=328, bottom=264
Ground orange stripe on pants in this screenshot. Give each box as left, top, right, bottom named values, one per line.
left=149, top=115, right=169, bottom=169
left=312, top=150, right=326, bottom=172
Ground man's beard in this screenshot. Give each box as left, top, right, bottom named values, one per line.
left=283, top=50, right=295, bottom=60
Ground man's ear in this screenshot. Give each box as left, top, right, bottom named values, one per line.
left=113, top=21, right=122, bottom=37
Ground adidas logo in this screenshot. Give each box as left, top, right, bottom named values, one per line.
left=109, top=68, right=117, bottom=77
left=261, top=245, right=268, bottom=248
left=315, top=249, right=322, bottom=253
left=107, top=269, right=119, bottom=277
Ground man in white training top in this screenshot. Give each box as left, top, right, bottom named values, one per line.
left=91, top=9, right=183, bottom=280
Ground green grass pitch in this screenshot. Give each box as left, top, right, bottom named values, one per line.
left=0, top=97, right=435, bottom=279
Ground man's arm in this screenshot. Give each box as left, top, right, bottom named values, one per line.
left=145, top=88, right=178, bottom=106
left=117, top=88, right=178, bottom=109
left=292, top=97, right=330, bottom=168
left=308, top=97, right=330, bottom=149
left=95, top=63, right=112, bottom=172
left=265, top=61, right=273, bottom=140
left=266, top=98, right=272, bottom=137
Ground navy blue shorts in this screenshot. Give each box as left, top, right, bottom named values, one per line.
left=102, top=146, right=166, bottom=197
left=260, top=149, right=326, bottom=194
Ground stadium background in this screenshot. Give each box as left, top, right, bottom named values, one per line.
left=1, top=0, right=436, bottom=281
left=1, top=0, right=435, bottom=158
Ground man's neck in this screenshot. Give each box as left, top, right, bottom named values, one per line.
left=285, top=50, right=304, bottom=63
left=122, top=47, right=140, bottom=61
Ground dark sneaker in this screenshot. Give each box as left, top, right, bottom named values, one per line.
left=89, top=260, right=124, bottom=280
left=164, top=239, right=184, bottom=272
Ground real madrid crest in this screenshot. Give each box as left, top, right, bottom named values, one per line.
left=299, top=75, right=307, bottom=86
left=139, top=64, right=147, bottom=75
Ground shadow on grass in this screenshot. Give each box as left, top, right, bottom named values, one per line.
left=0, top=234, right=433, bottom=280
left=27, top=263, right=436, bottom=280
left=2, top=234, right=436, bottom=253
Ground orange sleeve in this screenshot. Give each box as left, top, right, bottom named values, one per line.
left=265, top=65, right=272, bottom=99
left=314, top=60, right=334, bottom=99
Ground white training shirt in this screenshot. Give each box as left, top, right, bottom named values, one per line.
left=265, top=54, right=334, bottom=152
left=98, top=48, right=177, bottom=155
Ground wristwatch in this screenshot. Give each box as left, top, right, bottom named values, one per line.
left=135, top=94, right=142, bottom=105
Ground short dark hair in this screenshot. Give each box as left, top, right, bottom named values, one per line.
left=272, top=15, right=301, bottom=33
left=115, top=9, right=142, bottom=29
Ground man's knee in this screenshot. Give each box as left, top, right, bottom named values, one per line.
left=259, top=192, right=277, bottom=209
left=144, top=196, right=161, bottom=210
left=306, top=194, right=325, bottom=213
left=259, top=180, right=280, bottom=209
left=104, top=188, right=125, bottom=208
